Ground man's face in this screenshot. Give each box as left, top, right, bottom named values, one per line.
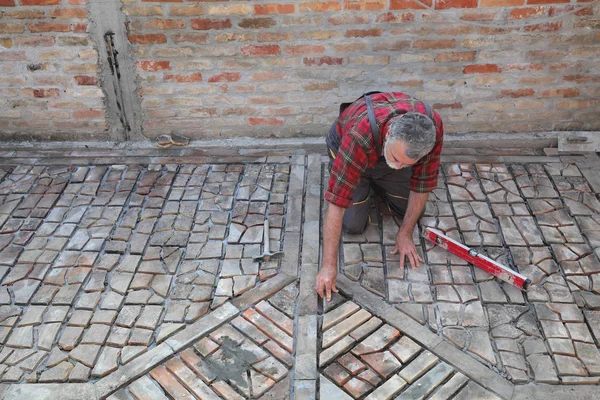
left=383, top=139, right=419, bottom=170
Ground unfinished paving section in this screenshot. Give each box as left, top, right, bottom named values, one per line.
left=0, top=147, right=598, bottom=399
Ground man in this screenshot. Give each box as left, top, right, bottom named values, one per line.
left=316, top=92, right=444, bottom=301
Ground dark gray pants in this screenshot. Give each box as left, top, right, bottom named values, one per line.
left=327, top=124, right=411, bottom=235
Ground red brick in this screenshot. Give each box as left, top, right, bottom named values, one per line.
left=376, top=12, right=415, bottom=22
left=334, top=42, right=369, bottom=52
left=540, top=88, right=579, bottom=97
left=191, top=18, right=231, bottom=30
left=301, top=30, right=341, bottom=40
left=257, top=32, right=296, bottom=42
left=50, top=8, right=87, bottom=18
left=344, top=0, right=386, bottom=11
left=436, top=0, right=477, bottom=9
left=255, top=4, right=295, bottom=14
left=373, top=40, right=411, bottom=51
left=238, top=18, right=276, bottom=29
left=463, top=64, right=501, bottom=74
left=498, top=89, right=535, bottom=98
left=14, top=36, right=55, bottom=46
left=208, top=72, right=240, bottom=82
left=527, top=49, right=565, bottom=59
left=510, top=6, right=545, bottom=18
left=137, top=61, right=171, bottom=71
left=129, top=34, right=167, bottom=44
left=481, top=0, right=523, bottom=5
left=285, top=44, right=325, bottom=55
left=527, top=0, right=568, bottom=4
left=563, top=75, right=600, bottom=83
left=241, top=45, right=280, bottom=56
left=0, top=51, right=26, bottom=61
left=460, top=10, right=498, bottom=20
left=390, top=0, right=432, bottom=9
left=303, top=56, right=344, bottom=66
left=172, top=33, right=209, bottom=44
left=504, top=63, right=544, bottom=71
left=434, top=51, right=475, bottom=62
left=74, top=75, right=98, bottom=86
left=73, top=110, right=103, bottom=118
left=304, top=81, right=339, bottom=91
left=436, top=25, right=474, bottom=35
left=23, top=88, right=60, bottom=98
left=413, top=39, right=455, bottom=49
left=549, top=5, right=593, bottom=16
left=520, top=76, right=557, bottom=85
left=150, top=366, right=194, bottom=399
left=345, top=29, right=382, bottom=37
left=0, top=23, right=25, bottom=34
left=557, top=99, right=598, bottom=109
left=0, top=0, right=15, bottom=5
left=68, top=0, right=85, bottom=4
left=28, top=22, right=70, bottom=32
left=433, top=102, right=463, bottom=109
left=164, top=73, right=203, bottom=83
left=4, top=10, right=44, bottom=18
left=73, top=23, right=87, bottom=33
left=248, top=117, right=284, bottom=126
left=251, top=72, right=286, bottom=81
left=423, top=65, right=462, bottom=74
left=20, top=0, right=60, bottom=5
left=299, top=1, right=342, bottom=12
left=477, top=26, right=517, bottom=34
left=524, top=21, right=562, bottom=32
left=328, top=15, right=370, bottom=24
left=144, top=19, right=185, bottom=30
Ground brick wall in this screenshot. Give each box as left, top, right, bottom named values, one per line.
left=1, top=0, right=599, bottom=141
left=0, top=0, right=107, bottom=140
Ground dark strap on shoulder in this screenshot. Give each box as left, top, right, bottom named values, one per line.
left=423, top=102, right=433, bottom=120
left=365, top=95, right=381, bottom=157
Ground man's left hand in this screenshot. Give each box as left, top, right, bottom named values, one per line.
left=391, top=230, right=423, bottom=270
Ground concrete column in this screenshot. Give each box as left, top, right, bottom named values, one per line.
left=87, top=0, right=145, bottom=141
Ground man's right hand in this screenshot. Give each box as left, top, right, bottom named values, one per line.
left=315, top=267, right=339, bottom=302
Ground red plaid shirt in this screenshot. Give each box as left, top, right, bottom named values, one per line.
left=325, top=92, right=444, bottom=208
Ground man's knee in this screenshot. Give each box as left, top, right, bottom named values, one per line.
left=342, top=219, right=367, bottom=235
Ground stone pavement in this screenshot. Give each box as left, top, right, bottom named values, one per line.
left=0, top=150, right=599, bottom=399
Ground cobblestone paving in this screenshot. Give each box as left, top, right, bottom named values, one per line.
left=1, top=156, right=600, bottom=399
left=0, top=160, right=291, bottom=384
left=339, top=162, right=600, bottom=388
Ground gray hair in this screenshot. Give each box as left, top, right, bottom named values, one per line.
left=387, top=112, right=436, bottom=160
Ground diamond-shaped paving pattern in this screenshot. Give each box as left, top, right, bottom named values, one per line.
left=114, top=287, right=296, bottom=399
left=319, top=299, right=498, bottom=399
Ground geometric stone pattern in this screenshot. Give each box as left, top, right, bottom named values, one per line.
left=3, top=158, right=600, bottom=395
left=318, top=299, right=499, bottom=399
left=337, top=162, right=600, bottom=386
left=0, top=161, right=291, bottom=383
left=111, top=291, right=295, bottom=399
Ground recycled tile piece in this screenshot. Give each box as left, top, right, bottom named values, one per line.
left=476, top=164, right=523, bottom=203
left=445, top=164, right=486, bottom=202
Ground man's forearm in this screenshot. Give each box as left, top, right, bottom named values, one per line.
left=399, top=191, right=429, bottom=235
left=322, top=203, right=345, bottom=271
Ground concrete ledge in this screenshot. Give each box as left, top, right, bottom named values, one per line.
left=0, top=131, right=565, bottom=149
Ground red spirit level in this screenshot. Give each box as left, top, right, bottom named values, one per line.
left=423, top=227, right=531, bottom=291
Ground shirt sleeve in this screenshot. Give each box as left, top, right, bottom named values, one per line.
left=410, top=117, right=444, bottom=193
left=325, top=130, right=370, bottom=208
